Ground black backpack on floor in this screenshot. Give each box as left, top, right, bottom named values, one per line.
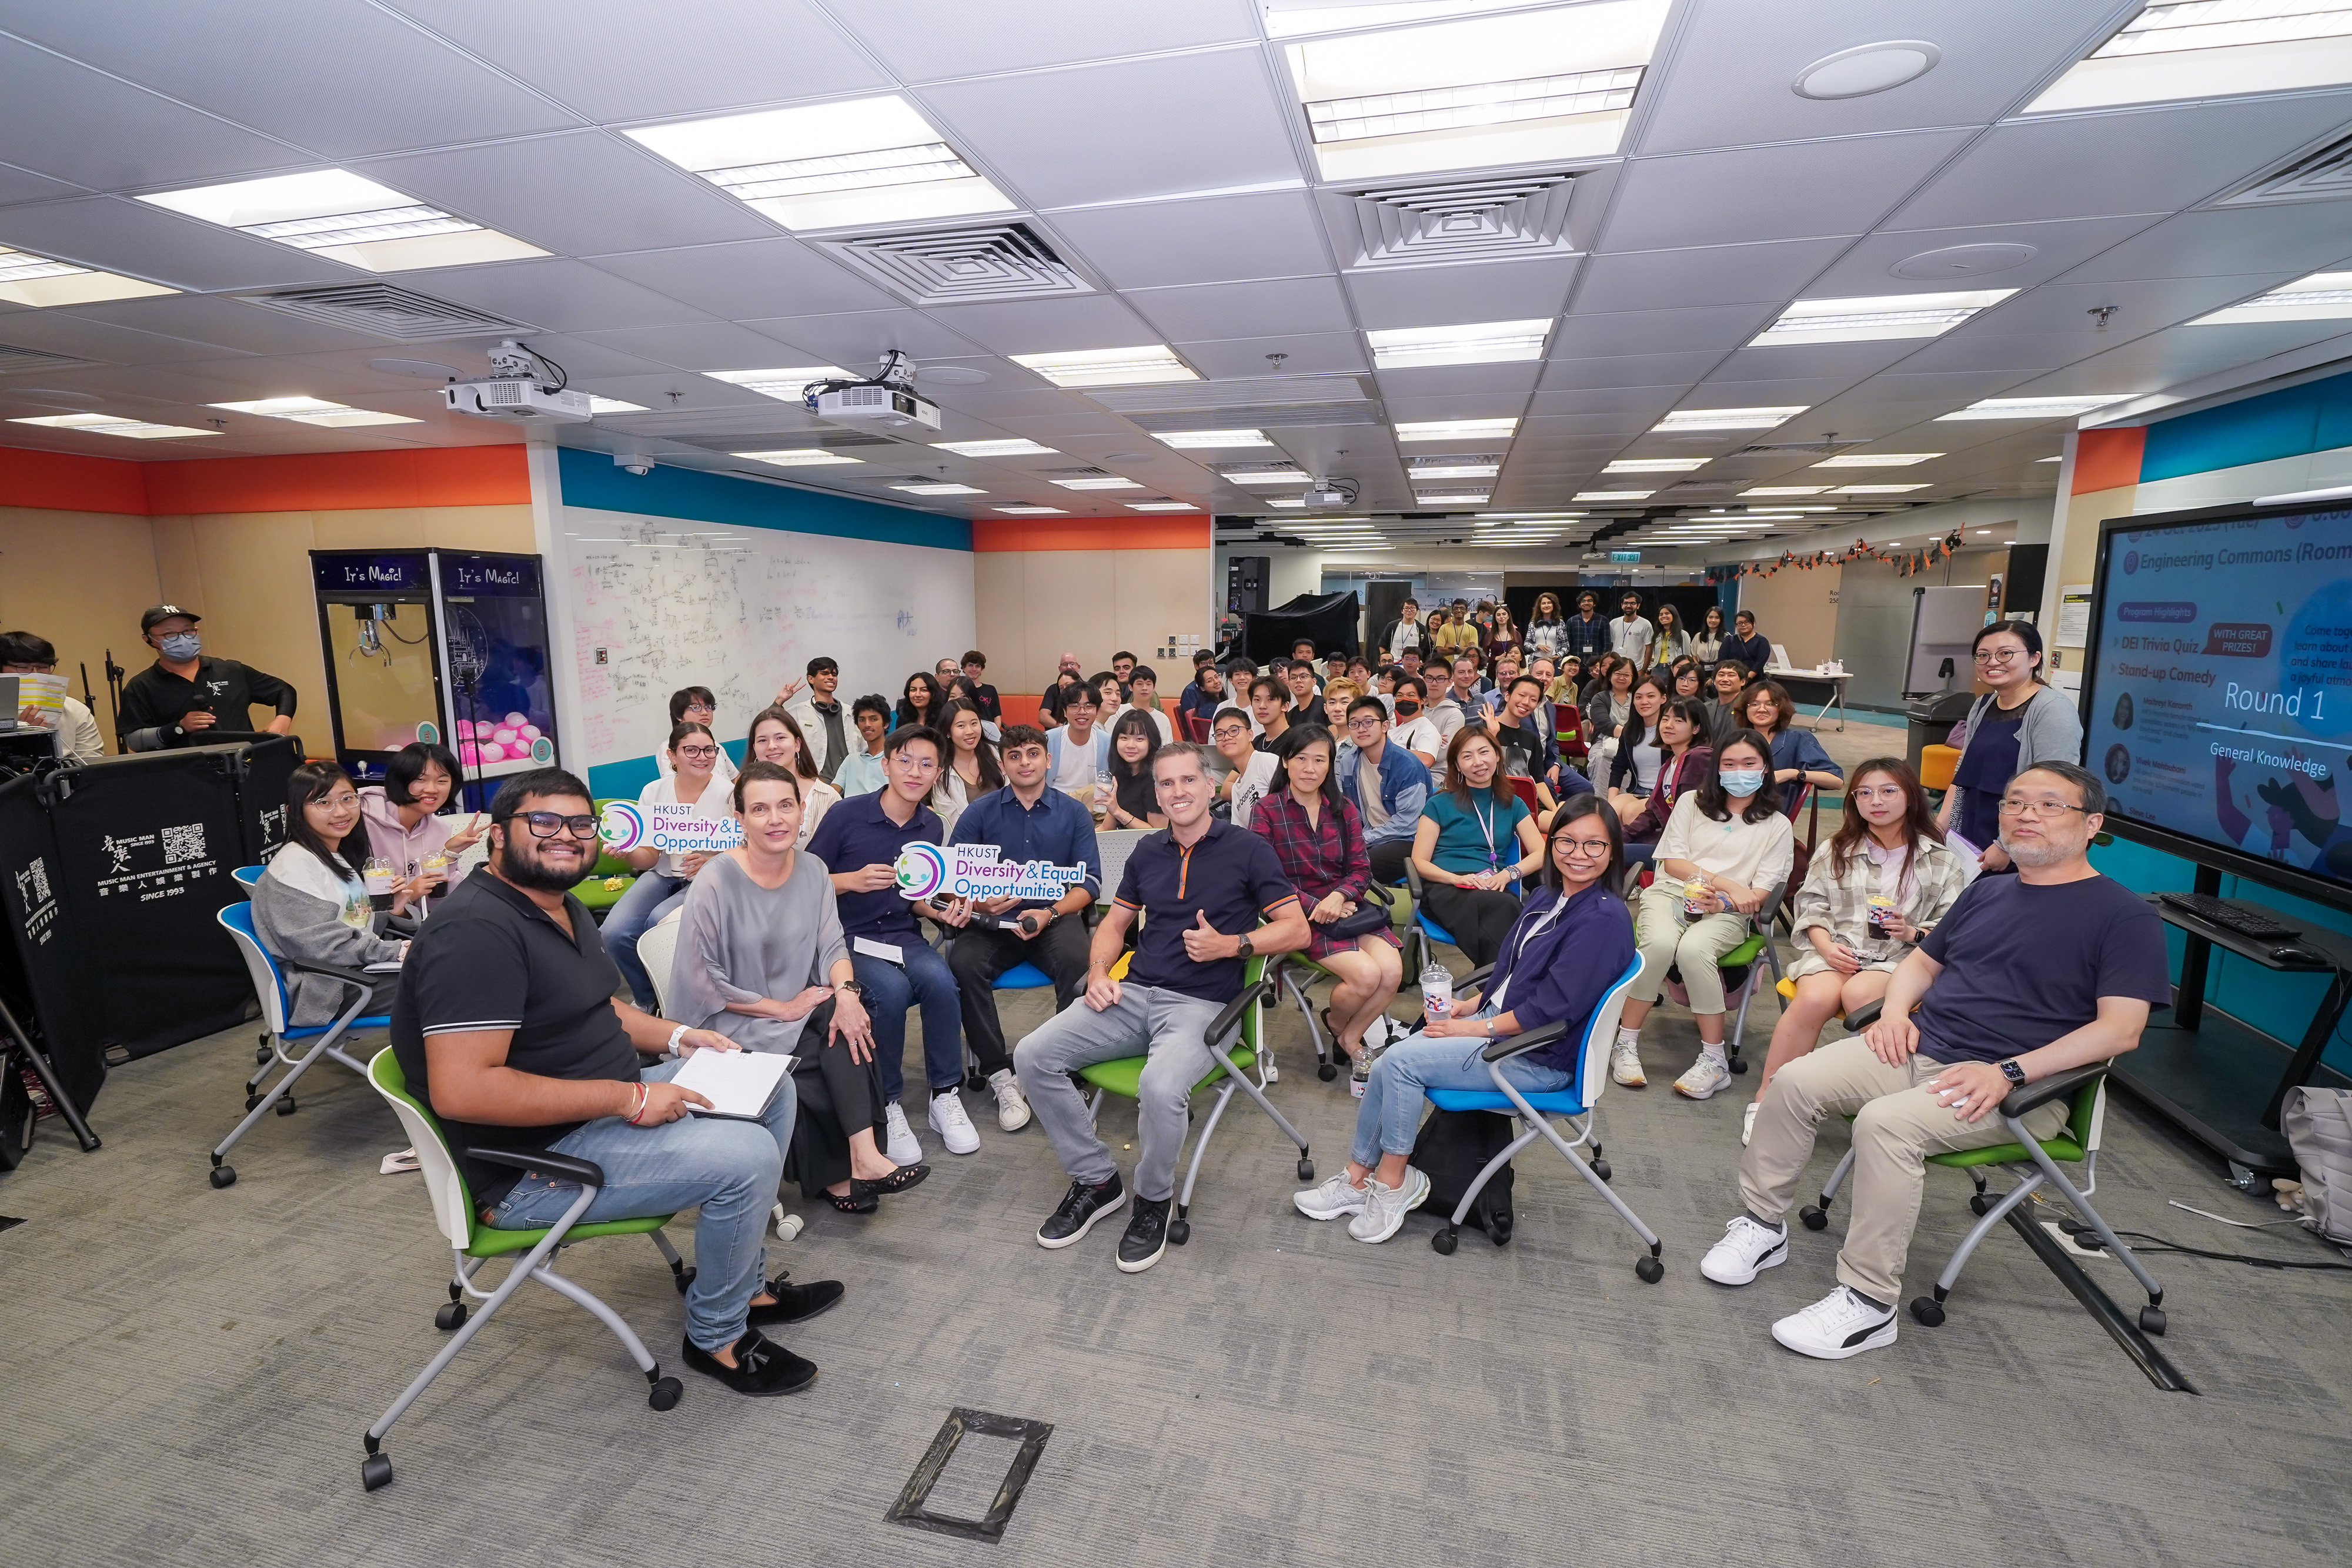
left=1409, top=1108, right=1516, bottom=1243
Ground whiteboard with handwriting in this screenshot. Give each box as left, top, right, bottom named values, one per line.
left=558, top=504, right=974, bottom=790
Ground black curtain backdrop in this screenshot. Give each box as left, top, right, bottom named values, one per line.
left=1245, top=591, right=1362, bottom=665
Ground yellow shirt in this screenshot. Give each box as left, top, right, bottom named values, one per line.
left=1434, top=621, right=1481, bottom=654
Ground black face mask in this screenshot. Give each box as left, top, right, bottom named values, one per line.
left=1395, top=700, right=1421, bottom=717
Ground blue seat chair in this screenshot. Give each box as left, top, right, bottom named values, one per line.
left=231, top=864, right=265, bottom=888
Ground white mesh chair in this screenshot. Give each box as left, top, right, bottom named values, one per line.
left=638, top=908, right=684, bottom=1017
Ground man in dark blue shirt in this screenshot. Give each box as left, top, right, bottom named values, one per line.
left=933, top=724, right=1102, bottom=1135
left=1013, top=743, right=1309, bottom=1273
left=805, top=725, right=978, bottom=1165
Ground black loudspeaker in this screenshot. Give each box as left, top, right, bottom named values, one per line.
left=1226, top=556, right=1268, bottom=616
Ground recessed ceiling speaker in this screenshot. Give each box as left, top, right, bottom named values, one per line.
left=1792, top=41, right=1940, bottom=99
left=1890, top=242, right=2039, bottom=280
left=916, top=363, right=990, bottom=386
left=0, top=386, right=104, bottom=406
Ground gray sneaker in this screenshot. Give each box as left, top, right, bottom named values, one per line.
left=1293, top=1171, right=1368, bottom=1220
left=1347, top=1165, right=1429, bottom=1243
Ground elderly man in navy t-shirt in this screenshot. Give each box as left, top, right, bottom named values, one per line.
left=1699, top=761, right=2173, bottom=1360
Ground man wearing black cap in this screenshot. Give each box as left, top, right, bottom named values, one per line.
left=117, top=605, right=298, bottom=753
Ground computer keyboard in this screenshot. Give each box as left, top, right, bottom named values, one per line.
left=2155, top=891, right=2302, bottom=941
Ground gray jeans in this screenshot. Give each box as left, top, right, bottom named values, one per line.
left=1013, top=982, right=1221, bottom=1202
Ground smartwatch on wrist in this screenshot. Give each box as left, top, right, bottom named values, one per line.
left=1997, top=1058, right=2026, bottom=1086
left=1235, top=931, right=1254, bottom=959
left=665, top=1023, right=690, bottom=1057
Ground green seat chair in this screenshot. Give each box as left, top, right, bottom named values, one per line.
left=1660, top=880, right=1788, bottom=1075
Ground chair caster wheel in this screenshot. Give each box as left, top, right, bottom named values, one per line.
left=360, top=1453, right=393, bottom=1492
left=276, top=1096, right=298, bottom=1116
left=1968, top=1193, right=1993, bottom=1216
left=1489, top=1216, right=1512, bottom=1246
left=1591, top=1159, right=1611, bottom=1182
left=2140, top=1306, right=2166, bottom=1336
left=671, top=1266, right=696, bottom=1296
left=209, top=1164, right=236, bottom=1189
left=964, top=1072, right=986, bottom=1094
left=256, top=1045, right=273, bottom=1066
left=1909, top=1296, right=1945, bottom=1327
left=1317, top=1062, right=1338, bottom=1082
left=1635, top=1255, right=1664, bottom=1283
left=243, top=1095, right=262, bottom=1112
left=1431, top=1228, right=1459, bottom=1256
left=1167, top=1219, right=1190, bottom=1246
left=649, top=1375, right=683, bottom=1411
left=434, top=1302, right=467, bottom=1332
left=1729, top=1057, right=1748, bottom=1075
left=1296, top=1158, right=1314, bottom=1182
left=1799, top=1205, right=1828, bottom=1231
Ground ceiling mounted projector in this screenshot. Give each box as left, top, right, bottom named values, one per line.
left=442, top=337, right=593, bottom=424
left=813, top=382, right=941, bottom=432
left=1300, top=479, right=1358, bottom=508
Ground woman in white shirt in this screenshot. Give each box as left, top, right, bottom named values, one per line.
left=929, top=700, right=1005, bottom=836
left=1609, top=731, right=1793, bottom=1104
left=747, top=705, right=841, bottom=847
left=1604, top=676, right=1671, bottom=815
left=607, top=721, right=731, bottom=1011
left=1689, top=605, right=1728, bottom=668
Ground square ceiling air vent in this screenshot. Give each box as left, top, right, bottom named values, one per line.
left=237, top=283, right=532, bottom=340
left=1344, top=172, right=1578, bottom=269
left=0, top=342, right=102, bottom=374
left=821, top=222, right=1093, bottom=306
left=2216, top=131, right=2352, bottom=207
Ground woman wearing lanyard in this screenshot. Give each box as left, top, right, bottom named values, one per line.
left=747, top=704, right=841, bottom=847
left=606, top=720, right=730, bottom=1011
left=358, top=740, right=485, bottom=902
left=1409, top=727, right=1543, bottom=967
left=1525, top=592, right=1570, bottom=663
left=1294, top=799, right=1635, bottom=1243
left=1939, top=620, right=2080, bottom=872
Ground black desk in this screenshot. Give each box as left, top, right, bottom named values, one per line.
left=2115, top=892, right=2352, bottom=1186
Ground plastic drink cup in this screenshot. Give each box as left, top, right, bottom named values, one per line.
left=1421, top=961, right=1453, bottom=1021
left=362, top=856, right=396, bottom=911
left=1682, top=877, right=1715, bottom=919
left=421, top=850, right=452, bottom=897
left=1866, top=894, right=1898, bottom=938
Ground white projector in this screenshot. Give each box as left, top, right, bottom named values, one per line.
left=815, top=383, right=942, bottom=433
left=1300, top=484, right=1354, bottom=507
left=442, top=377, right=593, bottom=423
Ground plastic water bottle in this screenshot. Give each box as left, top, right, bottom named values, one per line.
left=1421, top=961, right=1453, bottom=1021
left=771, top=1205, right=804, bottom=1241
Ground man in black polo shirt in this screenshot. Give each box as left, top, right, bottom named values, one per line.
left=392, top=767, right=842, bottom=1396
left=1013, top=742, right=1309, bottom=1273
left=116, top=604, right=299, bottom=752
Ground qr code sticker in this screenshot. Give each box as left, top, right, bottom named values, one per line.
left=162, top=823, right=207, bottom=865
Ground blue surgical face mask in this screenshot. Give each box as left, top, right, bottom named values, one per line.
left=1720, top=768, right=1765, bottom=798
left=158, top=631, right=201, bottom=661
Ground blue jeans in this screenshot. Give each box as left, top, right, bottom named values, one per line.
left=853, top=940, right=963, bottom=1104
left=487, top=1057, right=796, bottom=1353
left=606, top=871, right=689, bottom=1009
left=1351, top=1015, right=1573, bottom=1169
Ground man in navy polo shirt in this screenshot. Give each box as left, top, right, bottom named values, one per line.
left=1013, top=742, right=1311, bottom=1273
left=805, top=724, right=977, bottom=1165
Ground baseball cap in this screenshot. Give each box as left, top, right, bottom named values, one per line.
left=141, top=604, right=202, bottom=633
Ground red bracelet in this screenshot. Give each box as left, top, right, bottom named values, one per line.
left=624, top=1082, right=649, bottom=1125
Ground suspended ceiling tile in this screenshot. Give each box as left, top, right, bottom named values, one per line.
left=574, top=320, right=821, bottom=372
left=1538, top=353, right=1719, bottom=390
left=2030, top=326, right=2352, bottom=393
left=52, top=293, right=385, bottom=356
left=830, top=0, right=1261, bottom=82
left=1174, top=332, right=1369, bottom=379
left=1552, top=302, right=1777, bottom=357
left=1129, top=276, right=1351, bottom=342
left=589, top=239, right=901, bottom=319
left=1342, top=256, right=1579, bottom=330
left=2055, top=202, right=2352, bottom=285
left=0, top=306, right=252, bottom=365
left=1971, top=272, right=2297, bottom=342
left=1602, top=130, right=1975, bottom=253
left=395, top=258, right=714, bottom=333
left=0, top=35, right=301, bottom=192
left=739, top=309, right=988, bottom=366
left=1711, top=340, right=1924, bottom=382
left=1806, top=214, right=2159, bottom=296
left=0, top=196, right=358, bottom=290
left=1571, top=236, right=1850, bottom=312
left=1881, top=333, right=2068, bottom=375
left=921, top=293, right=1159, bottom=356
left=1042, top=190, right=1335, bottom=290
left=0, top=160, right=86, bottom=208
left=1374, top=363, right=1541, bottom=399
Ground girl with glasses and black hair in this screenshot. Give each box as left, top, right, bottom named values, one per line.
left=1294, top=795, right=1634, bottom=1243
left=607, top=720, right=731, bottom=1011
left=660, top=686, right=736, bottom=783
left=1940, top=619, right=2081, bottom=873
left=1742, top=680, right=1845, bottom=799
left=254, top=760, right=408, bottom=1025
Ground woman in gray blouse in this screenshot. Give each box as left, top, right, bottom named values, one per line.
left=670, top=760, right=929, bottom=1212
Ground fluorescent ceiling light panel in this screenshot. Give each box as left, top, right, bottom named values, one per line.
left=1479, top=510, right=1585, bottom=518
left=993, top=505, right=1067, bottom=514
left=627, top=96, right=1014, bottom=230
left=139, top=169, right=542, bottom=272
left=892, top=482, right=985, bottom=495
left=1009, top=345, right=1197, bottom=389
left=586, top=396, right=648, bottom=414
left=8, top=412, right=218, bottom=440
left=1936, top=395, right=2131, bottom=420
left=0, top=245, right=176, bottom=307
left=1127, top=502, right=1195, bottom=511
left=208, top=396, right=418, bottom=427
left=1155, top=428, right=1273, bottom=447
left=933, top=437, right=1057, bottom=456
left=1367, top=318, right=1551, bottom=368
left=1050, top=476, right=1148, bottom=490
left=1396, top=417, right=1516, bottom=442
left=2189, top=271, right=2352, bottom=325
left=1267, top=497, right=1311, bottom=508
left=1651, top=405, right=1808, bottom=433
left=1414, top=492, right=1492, bottom=504
left=2029, top=2, right=2352, bottom=112
left=703, top=366, right=855, bottom=400
left=1603, top=457, right=1705, bottom=473
left=1830, top=483, right=1930, bottom=494
left=1749, top=290, right=2015, bottom=346
left=1220, top=464, right=1312, bottom=483
left=1286, top=0, right=1671, bottom=178
left=1575, top=489, right=1652, bottom=501
left=1813, top=452, right=1939, bottom=467
left=734, top=448, right=863, bottom=467
left=1407, top=457, right=1501, bottom=478
left=1740, top=486, right=1828, bottom=497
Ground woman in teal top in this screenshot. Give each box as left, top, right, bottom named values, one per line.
left=1409, top=725, right=1544, bottom=965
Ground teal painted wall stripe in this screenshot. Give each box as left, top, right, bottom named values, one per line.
left=2138, top=366, right=2352, bottom=484
left=557, top=445, right=972, bottom=551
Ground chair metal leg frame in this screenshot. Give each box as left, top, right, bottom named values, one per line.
left=1080, top=1041, right=1314, bottom=1246
left=1281, top=965, right=1338, bottom=1081
left=211, top=988, right=378, bottom=1180
left=362, top=1186, right=680, bottom=1490
left=1432, top=1064, right=1663, bottom=1278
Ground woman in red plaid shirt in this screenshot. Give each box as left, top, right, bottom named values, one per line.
left=1251, top=726, right=1404, bottom=1066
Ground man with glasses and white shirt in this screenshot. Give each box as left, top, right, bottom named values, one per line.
left=1699, top=761, right=2170, bottom=1360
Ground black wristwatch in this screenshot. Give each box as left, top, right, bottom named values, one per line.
left=1997, top=1058, right=2026, bottom=1086
left=1235, top=932, right=1254, bottom=959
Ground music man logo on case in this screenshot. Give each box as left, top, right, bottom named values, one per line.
left=2123, top=550, right=2139, bottom=574
left=597, top=801, right=646, bottom=854
left=894, top=842, right=949, bottom=901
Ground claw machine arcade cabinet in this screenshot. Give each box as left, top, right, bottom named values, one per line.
left=310, top=549, right=560, bottom=811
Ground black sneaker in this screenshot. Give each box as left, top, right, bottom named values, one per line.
left=681, top=1329, right=817, bottom=1395
left=746, top=1274, right=844, bottom=1326
left=1116, top=1196, right=1171, bottom=1273
left=1036, top=1172, right=1125, bottom=1249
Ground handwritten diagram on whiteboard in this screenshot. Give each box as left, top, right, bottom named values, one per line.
left=559, top=504, right=975, bottom=774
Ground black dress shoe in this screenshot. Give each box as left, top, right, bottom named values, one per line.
left=747, top=1275, right=844, bottom=1325
left=681, top=1329, right=817, bottom=1395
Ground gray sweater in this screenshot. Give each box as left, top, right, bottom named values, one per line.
left=251, top=845, right=404, bottom=1025
left=1952, top=684, right=2082, bottom=786
left=666, top=851, right=850, bottom=1055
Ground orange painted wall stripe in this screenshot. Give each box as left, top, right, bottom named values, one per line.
left=142, top=445, right=530, bottom=514
left=0, top=446, right=151, bottom=514
left=970, top=514, right=1210, bottom=551
left=2071, top=426, right=2144, bottom=495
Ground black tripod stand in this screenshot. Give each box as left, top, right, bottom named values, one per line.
left=0, top=991, right=101, bottom=1166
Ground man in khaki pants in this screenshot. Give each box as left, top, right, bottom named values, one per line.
left=1700, top=762, right=2173, bottom=1359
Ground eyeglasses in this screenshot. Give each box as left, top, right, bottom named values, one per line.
left=1999, top=796, right=2089, bottom=820
left=317, top=792, right=361, bottom=810
left=510, top=811, right=600, bottom=840
left=683, top=702, right=715, bottom=716
left=676, top=745, right=720, bottom=761
left=1555, top=838, right=1612, bottom=858
left=1973, top=648, right=2025, bottom=666
left=1213, top=727, right=1249, bottom=741
left=1345, top=716, right=1384, bottom=731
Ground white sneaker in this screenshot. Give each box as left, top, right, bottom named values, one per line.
left=1611, top=1037, right=1646, bottom=1087
left=1699, top=1213, right=1789, bottom=1285
left=1294, top=1171, right=1369, bottom=1220
left=1741, top=1101, right=1760, bottom=1147
left=1772, top=1286, right=1899, bottom=1360
left=1347, top=1165, right=1430, bottom=1243
left=1673, top=1052, right=1733, bottom=1100
left=988, top=1068, right=1032, bottom=1132
left=928, top=1089, right=981, bottom=1155
left=882, top=1101, right=922, bottom=1165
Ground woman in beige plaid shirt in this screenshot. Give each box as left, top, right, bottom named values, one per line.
left=1742, top=758, right=1975, bottom=1146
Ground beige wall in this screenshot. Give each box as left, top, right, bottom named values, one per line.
left=0, top=506, right=167, bottom=748
left=974, top=547, right=1214, bottom=694
left=1732, top=564, right=1840, bottom=669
